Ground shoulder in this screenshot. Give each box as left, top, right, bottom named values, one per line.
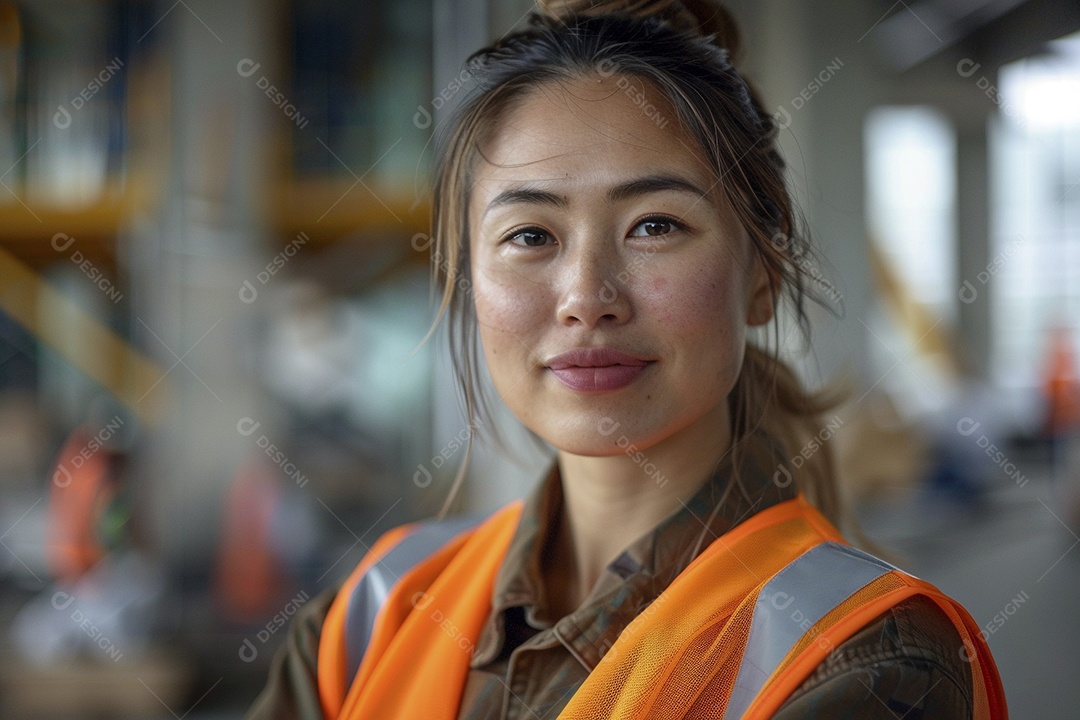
left=774, top=594, right=974, bottom=720
left=243, top=584, right=338, bottom=720
left=243, top=510, right=507, bottom=720
left=245, top=507, right=514, bottom=720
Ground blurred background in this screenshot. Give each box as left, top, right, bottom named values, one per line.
left=0, top=0, right=1076, bottom=717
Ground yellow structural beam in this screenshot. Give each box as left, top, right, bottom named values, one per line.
left=0, top=246, right=167, bottom=424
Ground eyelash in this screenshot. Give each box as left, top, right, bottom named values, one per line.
left=630, top=214, right=686, bottom=237
left=500, top=214, right=686, bottom=249
left=503, top=226, right=552, bottom=248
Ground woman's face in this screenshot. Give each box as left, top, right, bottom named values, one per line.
left=468, top=76, right=772, bottom=457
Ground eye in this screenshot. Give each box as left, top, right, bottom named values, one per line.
left=505, top=227, right=554, bottom=248
left=628, top=215, right=683, bottom=237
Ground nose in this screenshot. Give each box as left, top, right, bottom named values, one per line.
left=555, top=243, right=632, bottom=328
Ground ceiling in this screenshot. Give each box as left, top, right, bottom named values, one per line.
left=869, top=0, right=1080, bottom=72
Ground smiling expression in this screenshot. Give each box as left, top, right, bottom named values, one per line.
left=468, top=76, right=773, bottom=457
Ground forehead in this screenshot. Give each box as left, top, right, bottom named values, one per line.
left=472, top=75, right=715, bottom=199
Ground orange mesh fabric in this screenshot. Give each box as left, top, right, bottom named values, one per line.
left=317, top=522, right=417, bottom=717
left=335, top=503, right=523, bottom=720
left=319, top=496, right=1006, bottom=719
left=678, top=593, right=759, bottom=717
left=556, top=506, right=823, bottom=719
left=555, top=498, right=1005, bottom=719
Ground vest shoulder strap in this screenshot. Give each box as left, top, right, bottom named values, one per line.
left=342, top=513, right=487, bottom=685
left=725, top=541, right=899, bottom=719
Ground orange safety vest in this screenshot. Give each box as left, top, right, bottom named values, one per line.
left=317, top=496, right=1007, bottom=719
left=48, top=427, right=115, bottom=585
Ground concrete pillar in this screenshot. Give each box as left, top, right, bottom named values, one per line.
left=955, top=115, right=993, bottom=378
left=737, top=0, right=880, bottom=389
left=433, top=0, right=490, bottom=125
left=129, top=0, right=276, bottom=561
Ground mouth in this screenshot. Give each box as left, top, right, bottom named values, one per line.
left=544, top=347, right=654, bottom=393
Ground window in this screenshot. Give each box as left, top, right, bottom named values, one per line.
left=991, top=30, right=1080, bottom=388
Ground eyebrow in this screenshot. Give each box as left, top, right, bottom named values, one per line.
left=608, top=175, right=712, bottom=205
left=483, top=174, right=713, bottom=216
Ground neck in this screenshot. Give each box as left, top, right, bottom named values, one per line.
left=546, top=403, right=733, bottom=617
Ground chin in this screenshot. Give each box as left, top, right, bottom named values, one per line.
left=528, top=413, right=649, bottom=458
left=548, top=438, right=630, bottom=458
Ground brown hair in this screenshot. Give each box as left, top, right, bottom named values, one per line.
left=424, top=0, right=847, bottom=526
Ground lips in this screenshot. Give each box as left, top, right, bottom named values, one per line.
left=545, top=347, right=653, bottom=392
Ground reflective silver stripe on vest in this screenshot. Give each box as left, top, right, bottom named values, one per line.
left=344, top=513, right=485, bottom=682
left=723, top=542, right=900, bottom=719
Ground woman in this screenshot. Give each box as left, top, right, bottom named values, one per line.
left=246, top=1, right=1006, bottom=718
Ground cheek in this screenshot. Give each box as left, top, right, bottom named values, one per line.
left=643, top=257, right=748, bottom=342
left=472, top=264, right=547, bottom=354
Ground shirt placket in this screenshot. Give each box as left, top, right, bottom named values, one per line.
left=500, top=636, right=579, bottom=720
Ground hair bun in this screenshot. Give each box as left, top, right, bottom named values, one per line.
left=536, top=0, right=743, bottom=65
